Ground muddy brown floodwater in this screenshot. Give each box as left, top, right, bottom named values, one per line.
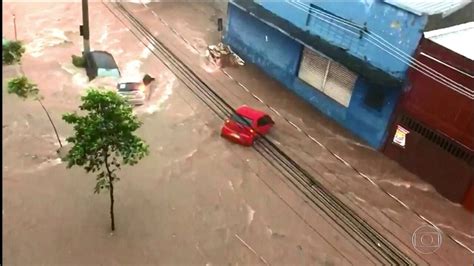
left=2, top=2, right=473, bottom=266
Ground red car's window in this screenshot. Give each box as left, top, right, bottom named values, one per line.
left=257, top=115, right=273, bottom=127
left=230, top=114, right=253, bottom=126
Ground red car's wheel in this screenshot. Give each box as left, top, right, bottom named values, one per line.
left=249, top=136, right=256, bottom=146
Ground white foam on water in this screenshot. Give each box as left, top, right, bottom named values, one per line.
left=60, top=63, right=89, bottom=88
left=246, top=204, right=255, bottom=226
left=348, top=192, right=366, bottom=203
left=140, top=43, right=154, bottom=59
left=98, top=24, right=109, bottom=45
left=144, top=73, right=176, bottom=114
left=109, top=48, right=124, bottom=57
left=228, top=180, right=234, bottom=191
left=72, top=73, right=89, bottom=88
left=25, top=28, right=70, bottom=57
left=184, top=149, right=197, bottom=160
left=15, top=156, right=64, bottom=175
left=145, top=104, right=159, bottom=114
left=124, top=60, right=142, bottom=75
left=379, top=179, right=432, bottom=192
left=437, top=224, right=474, bottom=239
left=128, top=0, right=151, bottom=3
left=37, top=158, right=63, bottom=170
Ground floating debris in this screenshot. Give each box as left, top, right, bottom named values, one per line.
left=206, top=42, right=245, bottom=68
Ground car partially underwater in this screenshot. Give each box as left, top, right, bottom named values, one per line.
left=221, top=105, right=275, bottom=146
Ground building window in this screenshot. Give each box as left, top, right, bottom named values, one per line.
left=298, top=47, right=357, bottom=107
left=364, top=87, right=386, bottom=111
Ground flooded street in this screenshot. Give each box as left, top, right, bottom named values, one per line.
left=2, top=3, right=365, bottom=265
left=2, top=1, right=473, bottom=265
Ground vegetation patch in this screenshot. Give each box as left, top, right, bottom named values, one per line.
left=2, top=39, right=26, bottom=65
left=7, top=76, right=39, bottom=99
left=72, top=54, right=87, bottom=68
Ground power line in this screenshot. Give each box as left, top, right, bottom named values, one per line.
left=290, top=0, right=474, bottom=98
left=291, top=0, right=473, bottom=94
left=287, top=0, right=474, bottom=99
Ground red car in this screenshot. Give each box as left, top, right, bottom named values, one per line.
left=221, top=105, right=275, bottom=146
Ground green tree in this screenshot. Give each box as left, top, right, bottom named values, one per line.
left=62, top=89, right=149, bottom=231
left=7, top=76, right=63, bottom=147
left=3, top=39, right=26, bottom=65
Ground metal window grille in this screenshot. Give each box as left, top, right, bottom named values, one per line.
left=400, top=114, right=474, bottom=166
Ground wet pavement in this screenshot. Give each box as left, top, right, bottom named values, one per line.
left=2, top=1, right=473, bottom=265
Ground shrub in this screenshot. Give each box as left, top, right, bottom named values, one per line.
left=72, top=54, right=86, bottom=68
left=7, top=76, right=39, bottom=99
left=2, top=40, right=26, bottom=65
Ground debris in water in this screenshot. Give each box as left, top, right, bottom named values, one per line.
left=206, top=42, right=245, bottom=68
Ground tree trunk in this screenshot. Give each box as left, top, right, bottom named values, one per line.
left=104, top=151, right=115, bottom=231
left=37, top=98, right=62, bottom=148
left=109, top=177, right=115, bottom=231
left=17, top=64, right=62, bottom=148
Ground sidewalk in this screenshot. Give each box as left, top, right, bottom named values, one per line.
left=125, top=1, right=473, bottom=261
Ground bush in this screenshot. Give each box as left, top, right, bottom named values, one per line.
left=72, top=54, right=86, bottom=68
left=2, top=40, right=26, bottom=65
left=7, top=76, right=39, bottom=99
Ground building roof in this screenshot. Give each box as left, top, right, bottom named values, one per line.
left=424, top=22, right=474, bottom=60
left=383, top=0, right=470, bottom=17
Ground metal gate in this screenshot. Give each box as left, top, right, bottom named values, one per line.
left=384, top=113, right=474, bottom=210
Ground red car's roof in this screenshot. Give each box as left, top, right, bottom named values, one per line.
left=236, top=105, right=267, bottom=120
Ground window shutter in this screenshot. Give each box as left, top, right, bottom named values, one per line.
left=298, top=48, right=328, bottom=92
left=324, top=61, right=357, bottom=107
left=297, top=47, right=357, bottom=107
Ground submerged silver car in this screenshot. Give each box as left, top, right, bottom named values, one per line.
left=116, top=75, right=155, bottom=106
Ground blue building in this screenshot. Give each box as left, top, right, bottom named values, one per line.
left=224, top=0, right=468, bottom=149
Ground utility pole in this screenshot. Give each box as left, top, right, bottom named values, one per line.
left=80, top=0, right=90, bottom=54
left=13, top=14, right=18, bottom=41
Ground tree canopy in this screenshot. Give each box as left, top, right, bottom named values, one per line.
left=63, top=89, right=149, bottom=230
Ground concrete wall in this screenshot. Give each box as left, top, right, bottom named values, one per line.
left=258, top=0, right=427, bottom=80
left=225, top=4, right=400, bottom=148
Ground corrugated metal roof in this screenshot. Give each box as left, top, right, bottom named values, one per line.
left=424, top=22, right=474, bottom=60
left=383, top=0, right=471, bottom=17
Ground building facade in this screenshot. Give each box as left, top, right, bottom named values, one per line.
left=224, top=0, right=435, bottom=149
left=383, top=23, right=474, bottom=212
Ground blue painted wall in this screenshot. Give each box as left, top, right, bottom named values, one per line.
left=258, top=0, right=428, bottom=80
left=225, top=3, right=402, bottom=148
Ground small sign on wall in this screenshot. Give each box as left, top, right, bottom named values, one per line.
left=393, top=125, right=409, bottom=148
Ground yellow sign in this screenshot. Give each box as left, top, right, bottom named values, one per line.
left=393, top=125, right=409, bottom=148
